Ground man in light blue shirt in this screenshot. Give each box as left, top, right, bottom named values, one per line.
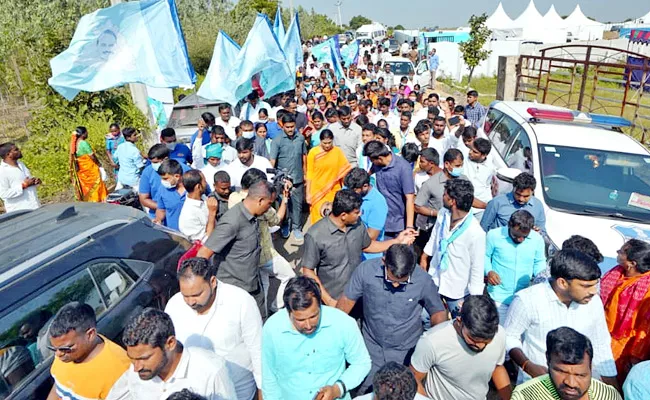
left=262, top=276, right=371, bottom=400
left=481, top=172, right=546, bottom=233
left=485, top=210, right=546, bottom=324
left=113, top=127, right=144, bottom=189
left=624, top=360, right=650, bottom=400
left=428, top=49, right=439, bottom=89
left=344, top=168, right=388, bottom=260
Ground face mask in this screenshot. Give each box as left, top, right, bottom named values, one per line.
left=151, top=162, right=161, bottom=172
left=242, top=130, right=255, bottom=139
left=165, top=142, right=177, bottom=151
left=161, top=179, right=175, bottom=189
left=449, top=167, right=463, bottom=178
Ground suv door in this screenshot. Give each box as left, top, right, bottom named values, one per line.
left=416, top=60, right=430, bottom=87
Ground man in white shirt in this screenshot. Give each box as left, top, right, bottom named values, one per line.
left=464, top=138, right=495, bottom=220
left=421, top=179, right=485, bottom=319
left=108, top=308, right=236, bottom=400
left=225, top=138, right=273, bottom=190
left=214, top=104, right=241, bottom=142
left=239, top=91, right=271, bottom=123
left=414, top=148, right=440, bottom=194
left=200, top=144, right=227, bottom=192
left=372, top=98, right=399, bottom=131
left=178, top=170, right=218, bottom=242
left=305, top=62, right=320, bottom=79
left=429, top=116, right=460, bottom=168
left=192, top=126, right=237, bottom=170
left=0, top=143, right=40, bottom=213
left=165, top=257, right=263, bottom=400
left=504, top=249, right=619, bottom=388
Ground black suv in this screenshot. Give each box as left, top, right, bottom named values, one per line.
left=0, top=203, right=190, bottom=399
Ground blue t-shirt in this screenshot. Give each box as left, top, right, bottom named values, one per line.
left=266, top=122, right=282, bottom=140
left=189, top=129, right=211, bottom=149
left=105, top=134, right=125, bottom=155
left=169, top=143, right=192, bottom=165
left=140, top=163, right=192, bottom=219
left=361, top=187, right=388, bottom=260
left=154, top=187, right=187, bottom=231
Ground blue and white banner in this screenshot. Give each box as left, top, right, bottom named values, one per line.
left=225, top=14, right=293, bottom=104
left=329, top=42, right=346, bottom=82
left=49, top=0, right=196, bottom=101
left=340, top=39, right=359, bottom=67
left=311, top=35, right=341, bottom=65
left=197, top=31, right=241, bottom=103
left=282, top=13, right=303, bottom=74
left=273, top=5, right=286, bottom=44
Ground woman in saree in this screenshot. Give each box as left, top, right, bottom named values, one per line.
left=70, top=126, right=108, bottom=202
left=600, top=238, right=650, bottom=383
left=305, top=129, right=352, bottom=224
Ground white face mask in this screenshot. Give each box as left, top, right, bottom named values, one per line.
left=160, top=179, right=174, bottom=189
left=165, top=142, right=177, bottom=151
left=151, top=162, right=162, bottom=172
left=242, top=130, right=255, bottom=139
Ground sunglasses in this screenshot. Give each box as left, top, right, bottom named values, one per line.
left=384, top=268, right=410, bottom=286
left=47, top=344, right=75, bottom=353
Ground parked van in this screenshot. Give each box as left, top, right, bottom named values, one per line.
left=356, top=23, right=387, bottom=43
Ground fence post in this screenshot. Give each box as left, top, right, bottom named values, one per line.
left=496, top=56, right=518, bottom=101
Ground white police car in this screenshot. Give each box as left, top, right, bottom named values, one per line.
left=479, top=101, right=650, bottom=272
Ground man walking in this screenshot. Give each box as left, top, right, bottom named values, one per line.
left=428, top=49, right=439, bottom=89
left=0, top=142, right=40, bottom=213
left=336, top=244, right=447, bottom=394
left=330, top=106, right=363, bottom=167
left=262, top=277, right=371, bottom=400
left=464, top=90, right=487, bottom=129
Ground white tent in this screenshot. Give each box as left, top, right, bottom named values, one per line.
left=487, top=2, right=514, bottom=30
left=543, top=4, right=565, bottom=29
left=564, top=5, right=605, bottom=41
left=511, top=0, right=546, bottom=41
left=639, top=10, right=650, bottom=24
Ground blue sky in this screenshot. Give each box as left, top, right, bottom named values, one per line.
left=284, top=0, right=650, bottom=28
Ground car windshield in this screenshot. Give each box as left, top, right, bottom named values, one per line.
left=539, top=144, right=650, bottom=222
left=166, top=105, right=221, bottom=130
left=386, top=62, right=413, bottom=75
left=389, top=39, right=398, bottom=46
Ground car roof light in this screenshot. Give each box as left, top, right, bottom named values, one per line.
left=527, top=107, right=632, bottom=128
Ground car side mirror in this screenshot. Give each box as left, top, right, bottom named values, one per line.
left=494, top=167, right=522, bottom=196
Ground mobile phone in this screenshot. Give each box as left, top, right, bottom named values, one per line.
left=449, top=116, right=460, bottom=125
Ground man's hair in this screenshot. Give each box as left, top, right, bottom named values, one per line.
left=400, top=111, right=412, bottom=121
left=218, top=103, right=231, bottom=112
left=550, top=249, right=602, bottom=282
left=214, top=170, right=231, bottom=184
left=622, top=239, right=650, bottom=273
left=276, top=108, right=289, bottom=121
left=385, top=245, right=416, bottom=279
left=122, top=127, right=138, bottom=138
left=283, top=98, right=297, bottom=108
left=347, top=94, right=357, bottom=102
left=473, top=138, right=492, bottom=156
left=414, top=120, right=430, bottom=136
left=247, top=91, right=260, bottom=101
left=363, top=140, right=391, bottom=158
left=508, top=210, right=535, bottom=231
left=167, top=390, right=207, bottom=400
left=355, top=114, right=370, bottom=127
left=324, top=108, right=339, bottom=119
left=546, top=327, right=593, bottom=366
left=427, top=106, right=440, bottom=117
left=461, top=126, right=478, bottom=140
left=454, top=105, right=465, bottom=114
left=467, top=90, right=479, bottom=97
left=283, top=276, right=322, bottom=313
left=443, top=148, right=464, bottom=164
left=420, top=148, right=440, bottom=165
left=428, top=93, right=440, bottom=101
left=247, top=180, right=273, bottom=200
left=160, top=128, right=176, bottom=139
left=332, top=189, right=362, bottom=216
left=239, top=120, right=254, bottom=130
left=235, top=137, right=254, bottom=152
left=158, top=159, right=183, bottom=177
left=122, top=308, right=175, bottom=350
left=446, top=96, right=455, bottom=102
left=49, top=302, right=96, bottom=338
left=0, top=142, right=15, bottom=159
left=280, top=113, right=296, bottom=125
left=460, top=295, right=499, bottom=340
left=444, top=178, right=474, bottom=212
left=177, top=257, right=216, bottom=282
left=240, top=168, right=266, bottom=190
left=513, top=172, right=536, bottom=191
left=362, top=123, right=377, bottom=132
left=401, top=143, right=419, bottom=163
left=181, top=170, right=203, bottom=192
left=148, top=144, right=169, bottom=160
left=344, top=168, right=370, bottom=190
left=561, top=235, right=604, bottom=264
left=210, top=125, right=227, bottom=137
left=433, top=116, right=446, bottom=124
left=372, top=362, right=418, bottom=400
left=378, top=97, right=391, bottom=108
left=201, top=112, right=216, bottom=125
left=338, top=106, right=352, bottom=117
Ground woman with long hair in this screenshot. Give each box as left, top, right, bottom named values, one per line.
left=70, top=126, right=108, bottom=202
left=600, top=239, right=650, bottom=382
left=305, top=129, right=352, bottom=224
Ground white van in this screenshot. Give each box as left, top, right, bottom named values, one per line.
left=356, top=23, right=386, bottom=43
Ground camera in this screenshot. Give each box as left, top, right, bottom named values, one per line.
left=266, top=168, right=293, bottom=194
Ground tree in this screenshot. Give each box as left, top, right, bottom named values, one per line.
left=348, top=15, right=372, bottom=30
left=394, top=24, right=405, bottom=30
left=458, top=13, right=492, bottom=87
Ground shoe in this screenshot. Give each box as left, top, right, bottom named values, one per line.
left=292, top=229, right=304, bottom=243
left=281, top=224, right=290, bottom=239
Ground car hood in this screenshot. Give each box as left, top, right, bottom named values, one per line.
left=545, top=207, right=650, bottom=272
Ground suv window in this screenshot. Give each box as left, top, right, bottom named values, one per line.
left=89, top=262, right=135, bottom=308
left=489, top=114, right=524, bottom=158
left=0, top=269, right=105, bottom=397
left=483, top=108, right=504, bottom=135
left=504, top=130, right=534, bottom=175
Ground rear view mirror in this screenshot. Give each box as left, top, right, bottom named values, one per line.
left=494, top=167, right=522, bottom=196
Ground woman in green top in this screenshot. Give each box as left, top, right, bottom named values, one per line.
left=70, top=126, right=108, bottom=202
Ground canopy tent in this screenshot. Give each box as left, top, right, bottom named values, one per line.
left=564, top=5, right=605, bottom=41
left=543, top=4, right=565, bottom=29
left=510, top=0, right=546, bottom=42
left=639, top=10, right=650, bottom=24
left=486, top=2, right=514, bottom=30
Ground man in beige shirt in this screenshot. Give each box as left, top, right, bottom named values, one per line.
left=229, top=168, right=296, bottom=315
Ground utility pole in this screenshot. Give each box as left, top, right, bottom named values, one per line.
left=335, top=0, right=343, bottom=28
left=109, top=0, right=153, bottom=128
left=289, top=0, right=293, bottom=16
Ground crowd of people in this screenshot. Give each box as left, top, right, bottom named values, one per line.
left=2, top=40, right=650, bottom=400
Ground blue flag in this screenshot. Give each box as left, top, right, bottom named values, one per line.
left=49, top=0, right=196, bottom=101
left=329, top=42, right=346, bottom=83
left=340, top=39, right=359, bottom=67
left=225, top=14, right=293, bottom=103
left=273, top=5, right=286, bottom=44
left=197, top=31, right=241, bottom=103
left=311, top=36, right=341, bottom=65
left=282, top=13, right=302, bottom=74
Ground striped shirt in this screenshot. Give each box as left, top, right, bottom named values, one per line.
left=511, top=375, right=622, bottom=400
